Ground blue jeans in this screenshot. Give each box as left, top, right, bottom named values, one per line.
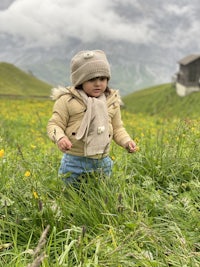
left=58, top=154, right=113, bottom=185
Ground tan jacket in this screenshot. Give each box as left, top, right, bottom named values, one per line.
left=47, top=86, right=131, bottom=158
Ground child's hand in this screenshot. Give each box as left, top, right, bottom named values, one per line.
left=125, top=140, right=137, bottom=153
left=57, top=137, right=72, bottom=152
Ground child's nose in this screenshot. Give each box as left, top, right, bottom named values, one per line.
left=94, top=78, right=101, bottom=84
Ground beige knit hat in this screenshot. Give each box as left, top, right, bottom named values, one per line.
left=70, top=50, right=111, bottom=87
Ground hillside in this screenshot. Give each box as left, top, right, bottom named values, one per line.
left=1, top=62, right=200, bottom=119
left=0, top=62, right=52, bottom=97
left=123, top=83, right=200, bottom=118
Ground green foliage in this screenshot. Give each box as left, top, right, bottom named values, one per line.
left=1, top=98, right=200, bottom=266
left=0, top=62, right=52, bottom=97
left=123, top=83, right=200, bottom=118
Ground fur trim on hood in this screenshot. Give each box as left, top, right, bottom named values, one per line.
left=50, top=86, right=124, bottom=107
left=50, top=86, right=71, bottom=100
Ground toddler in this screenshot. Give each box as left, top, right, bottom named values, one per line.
left=47, top=50, right=137, bottom=185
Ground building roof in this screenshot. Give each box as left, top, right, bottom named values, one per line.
left=178, top=54, right=200, bottom=65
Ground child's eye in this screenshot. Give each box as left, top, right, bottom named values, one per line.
left=99, top=77, right=107, bottom=81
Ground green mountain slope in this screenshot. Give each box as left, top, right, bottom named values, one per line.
left=1, top=62, right=200, bottom=119
left=123, top=83, right=200, bottom=118
left=0, top=62, right=52, bottom=97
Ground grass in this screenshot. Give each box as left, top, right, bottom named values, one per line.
left=123, top=83, right=200, bottom=118
left=0, top=62, right=52, bottom=97
left=1, top=98, right=200, bottom=266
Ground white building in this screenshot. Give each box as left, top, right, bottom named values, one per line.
left=175, top=54, right=200, bottom=97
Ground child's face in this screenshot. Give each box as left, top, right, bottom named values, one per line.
left=82, top=77, right=108, bottom=97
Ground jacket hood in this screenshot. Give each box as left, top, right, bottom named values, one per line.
left=50, top=86, right=77, bottom=100
left=50, top=86, right=122, bottom=106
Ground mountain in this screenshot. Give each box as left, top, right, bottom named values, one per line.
left=0, top=38, right=178, bottom=96
left=1, top=62, right=200, bottom=119
left=123, top=83, right=200, bottom=118
left=0, top=62, right=52, bottom=97
left=1, top=1, right=199, bottom=96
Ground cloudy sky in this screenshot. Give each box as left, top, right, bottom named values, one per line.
left=0, top=0, right=200, bottom=50
left=0, top=0, right=199, bottom=92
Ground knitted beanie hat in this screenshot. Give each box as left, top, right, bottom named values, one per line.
left=70, top=50, right=111, bottom=87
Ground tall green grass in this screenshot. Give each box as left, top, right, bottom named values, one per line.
left=0, top=99, right=200, bottom=266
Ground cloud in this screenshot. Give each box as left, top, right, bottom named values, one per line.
left=0, top=0, right=15, bottom=10
left=0, top=0, right=155, bottom=48
left=146, top=1, right=200, bottom=49
left=0, top=0, right=199, bottom=51
left=165, top=3, right=192, bottom=16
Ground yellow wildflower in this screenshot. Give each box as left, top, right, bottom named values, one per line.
left=30, top=144, right=36, bottom=149
left=33, top=191, right=39, bottom=199
left=0, top=149, right=4, bottom=158
left=135, top=146, right=140, bottom=151
left=24, top=171, right=31, bottom=177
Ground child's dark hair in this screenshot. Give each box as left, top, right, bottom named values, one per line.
left=75, top=81, right=111, bottom=96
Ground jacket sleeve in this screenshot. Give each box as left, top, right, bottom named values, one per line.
left=112, top=105, right=132, bottom=148
left=47, top=96, right=69, bottom=143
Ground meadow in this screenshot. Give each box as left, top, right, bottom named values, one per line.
left=0, top=98, right=200, bottom=267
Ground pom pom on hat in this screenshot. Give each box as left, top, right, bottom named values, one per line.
left=70, top=50, right=111, bottom=87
